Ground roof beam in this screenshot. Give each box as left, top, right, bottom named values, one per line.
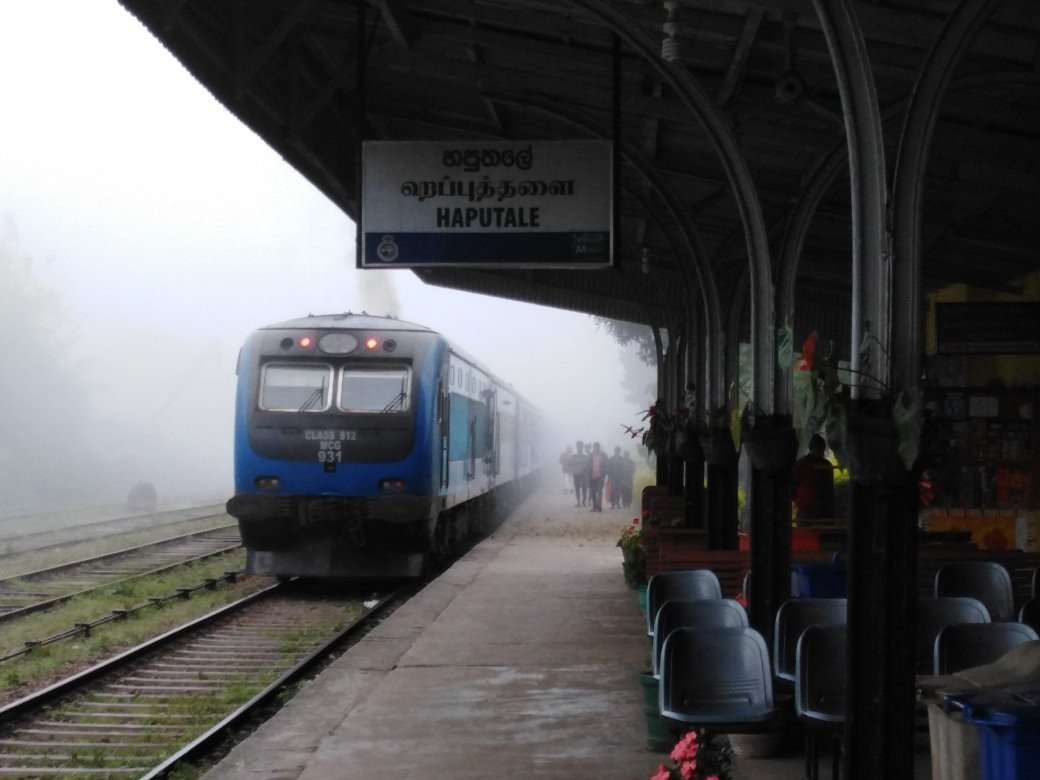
left=717, top=8, right=765, bottom=108
left=370, top=0, right=418, bottom=50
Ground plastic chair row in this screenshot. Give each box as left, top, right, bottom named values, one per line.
left=647, top=565, right=1040, bottom=779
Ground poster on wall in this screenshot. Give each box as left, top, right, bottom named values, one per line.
left=359, top=140, right=613, bottom=269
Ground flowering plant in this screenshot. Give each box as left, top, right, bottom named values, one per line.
left=616, top=517, right=646, bottom=588
left=648, top=729, right=734, bottom=780
left=623, top=401, right=691, bottom=456
left=787, top=327, right=923, bottom=472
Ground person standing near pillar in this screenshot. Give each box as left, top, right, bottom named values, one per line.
left=791, top=434, right=835, bottom=520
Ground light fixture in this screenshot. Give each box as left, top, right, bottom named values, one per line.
left=661, top=1, right=681, bottom=62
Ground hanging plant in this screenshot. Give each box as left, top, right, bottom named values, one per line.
left=784, top=325, right=923, bottom=480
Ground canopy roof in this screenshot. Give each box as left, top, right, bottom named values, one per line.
left=118, top=1, right=1040, bottom=344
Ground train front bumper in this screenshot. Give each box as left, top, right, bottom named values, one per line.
left=225, top=492, right=435, bottom=551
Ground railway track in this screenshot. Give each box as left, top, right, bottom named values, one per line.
left=0, top=526, right=242, bottom=623
left=0, top=584, right=397, bottom=778
left=0, top=506, right=227, bottom=559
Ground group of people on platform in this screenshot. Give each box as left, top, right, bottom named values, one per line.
left=558, top=441, right=636, bottom=513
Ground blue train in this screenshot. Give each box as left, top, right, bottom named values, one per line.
left=226, top=313, right=544, bottom=579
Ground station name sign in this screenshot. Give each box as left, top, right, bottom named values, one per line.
left=360, top=140, right=613, bottom=269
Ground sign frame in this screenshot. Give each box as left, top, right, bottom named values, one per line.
left=358, top=139, right=615, bottom=270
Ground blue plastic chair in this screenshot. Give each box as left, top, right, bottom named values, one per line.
left=796, top=624, right=847, bottom=780
left=645, top=569, right=722, bottom=636
left=658, top=626, right=784, bottom=732
left=934, top=561, right=1015, bottom=622
left=773, top=598, right=847, bottom=684
left=934, top=621, right=1040, bottom=674
left=915, top=596, right=991, bottom=674
left=1020, top=599, right=1040, bottom=633
left=651, top=598, right=748, bottom=679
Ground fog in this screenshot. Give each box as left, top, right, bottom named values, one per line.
left=0, top=1, right=656, bottom=518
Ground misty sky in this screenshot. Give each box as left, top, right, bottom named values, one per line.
left=0, top=1, right=655, bottom=514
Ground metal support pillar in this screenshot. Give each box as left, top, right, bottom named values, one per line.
left=845, top=476, right=917, bottom=779
left=684, top=454, right=704, bottom=529
left=747, top=467, right=792, bottom=643
left=703, top=429, right=738, bottom=549
left=744, top=417, right=797, bottom=642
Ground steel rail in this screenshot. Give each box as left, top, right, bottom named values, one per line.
left=0, top=525, right=242, bottom=624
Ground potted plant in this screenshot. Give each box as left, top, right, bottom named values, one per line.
left=617, top=517, right=647, bottom=591
left=624, top=402, right=702, bottom=461
left=698, top=405, right=737, bottom=466
left=740, top=406, right=798, bottom=473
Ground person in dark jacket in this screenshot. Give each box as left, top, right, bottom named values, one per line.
left=570, top=441, right=589, bottom=507
left=606, top=446, right=624, bottom=509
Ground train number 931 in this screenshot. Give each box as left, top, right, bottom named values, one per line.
left=306, top=429, right=357, bottom=463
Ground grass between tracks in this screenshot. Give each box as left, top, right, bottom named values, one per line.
left=0, top=550, right=268, bottom=704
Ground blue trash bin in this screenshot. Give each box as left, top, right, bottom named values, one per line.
left=792, top=560, right=847, bottom=598
left=958, top=687, right=1040, bottom=780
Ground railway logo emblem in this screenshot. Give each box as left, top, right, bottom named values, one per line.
left=377, top=235, right=399, bottom=262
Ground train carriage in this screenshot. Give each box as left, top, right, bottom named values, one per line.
left=226, top=313, right=541, bottom=579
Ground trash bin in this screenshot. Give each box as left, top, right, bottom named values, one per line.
left=959, top=687, right=1040, bottom=780
left=917, top=642, right=1040, bottom=780
left=791, top=559, right=846, bottom=597
left=919, top=689, right=981, bottom=780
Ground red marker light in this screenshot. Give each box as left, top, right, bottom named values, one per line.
left=365, top=337, right=379, bottom=350
left=299, top=336, right=313, bottom=348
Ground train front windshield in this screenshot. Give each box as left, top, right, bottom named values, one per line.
left=340, top=368, right=410, bottom=412
left=258, top=363, right=410, bottom=414
left=260, top=365, right=332, bottom=412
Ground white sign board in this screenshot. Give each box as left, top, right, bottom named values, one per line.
left=360, top=140, right=613, bottom=268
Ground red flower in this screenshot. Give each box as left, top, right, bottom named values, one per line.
left=679, top=760, right=698, bottom=779
left=649, top=764, right=672, bottom=780
left=670, top=730, right=700, bottom=762
left=796, top=330, right=818, bottom=372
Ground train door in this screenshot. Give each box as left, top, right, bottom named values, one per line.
left=483, top=387, right=498, bottom=477
left=438, top=378, right=449, bottom=489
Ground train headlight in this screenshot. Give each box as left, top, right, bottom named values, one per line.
left=254, top=476, right=281, bottom=490
left=379, top=478, right=407, bottom=494
left=364, top=337, right=379, bottom=350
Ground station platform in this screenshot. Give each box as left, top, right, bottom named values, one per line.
left=202, top=485, right=927, bottom=779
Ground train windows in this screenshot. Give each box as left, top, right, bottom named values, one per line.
left=339, top=367, right=410, bottom=413
left=259, top=364, right=333, bottom=412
